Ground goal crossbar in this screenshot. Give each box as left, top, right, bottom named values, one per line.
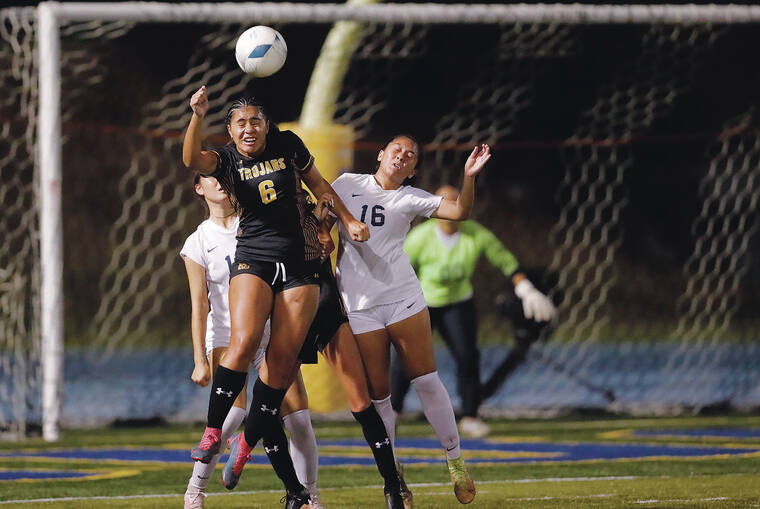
left=32, top=3, right=760, bottom=24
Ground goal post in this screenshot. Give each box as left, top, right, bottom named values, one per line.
left=2, top=2, right=759, bottom=441
left=38, top=2, right=64, bottom=443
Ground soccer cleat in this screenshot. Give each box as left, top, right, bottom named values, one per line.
left=447, top=456, right=476, bottom=504
left=384, top=485, right=405, bottom=509
left=281, top=486, right=311, bottom=509
left=395, top=460, right=414, bottom=509
left=221, top=433, right=252, bottom=490
left=191, top=427, right=222, bottom=463
left=459, top=416, right=490, bottom=439
left=306, top=488, right=327, bottom=509
left=183, top=488, right=207, bottom=509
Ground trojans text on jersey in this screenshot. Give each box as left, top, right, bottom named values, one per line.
left=237, top=158, right=287, bottom=181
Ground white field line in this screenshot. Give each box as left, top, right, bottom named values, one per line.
left=425, top=491, right=615, bottom=500
left=0, top=476, right=639, bottom=505
left=636, top=497, right=729, bottom=504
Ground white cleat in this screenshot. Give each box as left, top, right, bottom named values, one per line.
left=183, top=488, right=207, bottom=509
left=307, top=488, right=328, bottom=509
left=459, top=416, right=490, bottom=439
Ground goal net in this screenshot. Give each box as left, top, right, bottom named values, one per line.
left=2, top=3, right=760, bottom=438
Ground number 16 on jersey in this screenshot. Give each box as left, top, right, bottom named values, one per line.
left=360, top=204, right=385, bottom=226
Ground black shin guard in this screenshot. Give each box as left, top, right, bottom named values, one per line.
left=264, top=423, right=304, bottom=493
left=207, top=366, right=247, bottom=428
left=243, top=378, right=287, bottom=448
left=353, top=404, right=400, bottom=490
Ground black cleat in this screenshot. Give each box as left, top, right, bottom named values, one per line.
left=384, top=486, right=404, bottom=509
left=396, top=460, right=414, bottom=508
left=281, top=486, right=311, bottom=509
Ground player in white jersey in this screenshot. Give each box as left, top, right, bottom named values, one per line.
left=180, top=174, right=326, bottom=509
left=325, top=135, right=491, bottom=505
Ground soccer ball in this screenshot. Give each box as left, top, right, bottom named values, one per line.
left=235, top=25, right=287, bottom=77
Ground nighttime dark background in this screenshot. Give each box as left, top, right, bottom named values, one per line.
left=4, top=1, right=759, bottom=343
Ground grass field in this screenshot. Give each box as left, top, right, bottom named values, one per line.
left=2, top=414, right=760, bottom=508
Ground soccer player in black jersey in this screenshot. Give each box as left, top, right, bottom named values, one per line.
left=182, top=85, right=368, bottom=509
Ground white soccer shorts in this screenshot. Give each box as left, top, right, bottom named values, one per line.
left=347, top=290, right=427, bottom=335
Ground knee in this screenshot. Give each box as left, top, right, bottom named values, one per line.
left=228, top=336, right=259, bottom=363
left=282, top=408, right=313, bottom=435
left=368, top=383, right=391, bottom=401
left=410, top=370, right=441, bottom=394
left=264, top=350, right=299, bottom=385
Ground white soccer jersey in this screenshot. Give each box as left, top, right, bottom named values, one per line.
left=180, top=217, right=270, bottom=353
left=331, top=173, right=443, bottom=312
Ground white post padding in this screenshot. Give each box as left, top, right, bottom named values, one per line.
left=38, top=2, right=63, bottom=443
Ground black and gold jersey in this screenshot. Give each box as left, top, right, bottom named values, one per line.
left=296, top=188, right=322, bottom=263
left=209, top=129, right=313, bottom=263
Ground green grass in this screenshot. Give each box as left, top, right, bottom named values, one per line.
left=2, top=415, right=760, bottom=508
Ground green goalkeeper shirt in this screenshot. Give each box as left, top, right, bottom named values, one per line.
left=404, top=219, right=519, bottom=308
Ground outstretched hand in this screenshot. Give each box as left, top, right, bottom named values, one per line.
left=314, top=193, right=336, bottom=222
left=464, top=143, right=491, bottom=177
left=190, top=85, right=209, bottom=118
left=515, top=280, right=556, bottom=322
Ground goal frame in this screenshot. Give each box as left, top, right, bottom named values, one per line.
left=34, top=2, right=760, bottom=441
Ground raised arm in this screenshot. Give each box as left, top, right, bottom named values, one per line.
left=182, top=85, right=219, bottom=174
left=183, top=257, right=211, bottom=387
left=301, top=165, right=369, bottom=241
left=432, top=144, right=491, bottom=221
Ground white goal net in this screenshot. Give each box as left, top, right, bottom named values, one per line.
left=2, top=3, right=760, bottom=439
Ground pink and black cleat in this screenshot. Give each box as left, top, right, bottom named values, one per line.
left=190, top=426, right=222, bottom=463
left=222, top=432, right=253, bottom=490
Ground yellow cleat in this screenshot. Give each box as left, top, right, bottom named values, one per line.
left=446, top=456, right=476, bottom=504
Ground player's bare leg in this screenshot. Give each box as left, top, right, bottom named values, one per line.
left=390, top=310, right=475, bottom=504
left=224, top=284, right=318, bottom=508
left=192, top=274, right=271, bottom=463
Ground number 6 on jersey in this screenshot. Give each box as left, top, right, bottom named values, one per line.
left=258, top=180, right=277, bottom=204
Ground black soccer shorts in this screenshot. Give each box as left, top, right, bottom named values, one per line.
left=229, top=257, right=320, bottom=293
left=297, top=259, right=349, bottom=364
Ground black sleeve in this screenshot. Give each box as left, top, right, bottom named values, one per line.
left=204, top=147, right=230, bottom=179
left=281, top=130, right=314, bottom=174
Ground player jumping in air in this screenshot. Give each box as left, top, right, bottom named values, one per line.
left=180, top=174, right=328, bottom=509
left=324, top=135, right=491, bottom=505
left=182, top=85, right=367, bottom=509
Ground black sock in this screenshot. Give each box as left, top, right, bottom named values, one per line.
left=263, top=424, right=305, bottom=494
left=243, top=378, right=288, bottom=448
left=207, top=366, right=247, bottom=428
left=353, top=404, right=400, bottom=490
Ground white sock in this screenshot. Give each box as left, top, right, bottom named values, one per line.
left=282, top=409, right=318, bottom=491
left=372, top=395, right=396, bottom=451
left=187, top=406, right=246, bottom=491
left=411, top=371, right=461, bottom=459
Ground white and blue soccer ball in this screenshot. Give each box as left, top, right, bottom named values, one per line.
left=235, top=25, right=287, bottom=77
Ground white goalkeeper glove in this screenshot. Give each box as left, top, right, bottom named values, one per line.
left=514, top=279, right=556, bottom=322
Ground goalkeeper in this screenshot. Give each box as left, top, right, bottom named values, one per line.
left=390, top=185, right=555, bottom=438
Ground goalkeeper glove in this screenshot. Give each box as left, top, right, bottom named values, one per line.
left=514, top=279, right=556, bottom=322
